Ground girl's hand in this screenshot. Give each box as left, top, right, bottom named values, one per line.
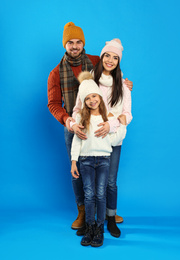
left=124, top=78, right=133, bottom=91
left=94, top=122, right=110, bottom=138
left=118, top=114, right=127, bottom=125
left=72, top=124, right=87, bottom=140
left=71, top=161, right=80, bottom=179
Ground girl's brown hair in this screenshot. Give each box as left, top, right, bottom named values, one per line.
left=79, top=96, right=108, bottom=132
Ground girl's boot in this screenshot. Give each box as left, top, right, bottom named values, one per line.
left=91, top=224, right=104, bottom=247
left=81, top=223, right=95, bottom=246
left=107, top=216, right=121, bottom=237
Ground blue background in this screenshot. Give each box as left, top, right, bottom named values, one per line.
left=0, top=0, right=180, bottom=259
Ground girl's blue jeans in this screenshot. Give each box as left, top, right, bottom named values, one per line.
left=79, top=156, right=110, bottom=226
left=64, top=127, right=121, bottom=215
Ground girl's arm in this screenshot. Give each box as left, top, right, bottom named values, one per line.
left=71, top=132, right=82, bottom=162
left=71, top=134, right=81, bottom=178
left=71, top=160, right=80, bottom=179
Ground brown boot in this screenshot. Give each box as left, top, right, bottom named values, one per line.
left=115, top=214, right=124, bottom=223
left=71, top=205, right=85, bottom=230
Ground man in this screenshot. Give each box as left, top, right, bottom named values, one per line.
left=47, top=22, right=133, bottom=231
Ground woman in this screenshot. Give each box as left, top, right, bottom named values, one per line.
left=72, top=39, right=132, bottom=237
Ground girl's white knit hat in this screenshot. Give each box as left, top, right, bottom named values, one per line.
left=100, top=38, right=123, bottom=61
left=78, top=71, right=103, bottom=106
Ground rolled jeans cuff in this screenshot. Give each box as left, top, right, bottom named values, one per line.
left=106, top=208, right=116, bottom=217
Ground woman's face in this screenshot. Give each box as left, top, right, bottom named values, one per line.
left=102, top=52, right=119, bottom=75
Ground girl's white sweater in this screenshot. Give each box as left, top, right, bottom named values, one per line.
left=71, top=114, right=127, bottom=161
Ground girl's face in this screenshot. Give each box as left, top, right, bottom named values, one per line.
left=85, top=93, right=101, bottom=113
left=102, top=52, right=119, bottom=75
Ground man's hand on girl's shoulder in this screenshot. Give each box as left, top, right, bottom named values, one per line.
left=124, top=78, right=133, bottom=91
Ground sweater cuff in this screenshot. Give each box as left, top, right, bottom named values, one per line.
left=71, top=155, right=78, bottom=161
left=63, top=115, right=69, bottom=126
left=108, top=118, right=120, bottom=133
left=70, top=121, right=77, bottom=128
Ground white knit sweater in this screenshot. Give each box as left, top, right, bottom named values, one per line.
left=71, top=114, right=127, bottom=161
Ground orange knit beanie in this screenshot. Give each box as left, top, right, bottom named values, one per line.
left=62, top=22, right=85, bottom=48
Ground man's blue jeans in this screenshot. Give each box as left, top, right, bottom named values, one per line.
left=106, top=145, right=122, bottom=216
left=64, top=127, right=84, bottom=206
left=79, top=156, right=110, bottom=226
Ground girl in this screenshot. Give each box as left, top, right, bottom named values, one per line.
left=72, top=39, right=132, bottom=238
left=71, top=72, right=127, bottom=247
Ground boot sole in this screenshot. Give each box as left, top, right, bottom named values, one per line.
left=116, top=220, right=123, bottom=224
left=81, top=241, right=91, bottom=246
left=71, top=225, right=85, bottom=230
left=108, top=231, right=121, bottom=238
left=91, top=241, right=103, bottom=247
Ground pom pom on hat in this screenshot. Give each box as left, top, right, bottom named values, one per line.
left=100, top=38, right=123, bottom=61
left=63, top=22, right=85, bottom=48
left=78, top=71, right=103, bottom=107
left=78, top=71, right=93, bottom=83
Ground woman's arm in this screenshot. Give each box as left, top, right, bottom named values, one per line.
left=122, top=82, right=133, bottom=125
left=71, top=93, right=87, bottom=140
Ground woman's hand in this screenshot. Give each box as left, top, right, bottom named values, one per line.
left=118, top=114, right=127, bottom=125
left=124, top=78, right=133, bottom=91
left=72, top=124, right=87, bottom=140
left=94, top=121, right=110, bottom=138
left=65, top=117, right=75, bottom=133
left=71, top=161, right=80, bottom=179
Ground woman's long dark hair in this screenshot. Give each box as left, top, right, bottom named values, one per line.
left=93, top=53, right=123, bottom=107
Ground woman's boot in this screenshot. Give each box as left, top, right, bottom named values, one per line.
left=107, top=216, right=121, bottom=237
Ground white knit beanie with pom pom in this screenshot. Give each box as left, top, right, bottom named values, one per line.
left=78, top=71, right=103, bottom=106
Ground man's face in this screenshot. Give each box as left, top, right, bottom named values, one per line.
left=65, top=39, right=84, bottom=58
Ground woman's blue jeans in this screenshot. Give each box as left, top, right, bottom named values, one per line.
left=106, top=145, right=122, bottom=216
left=79, top=156, right=110, bottom=226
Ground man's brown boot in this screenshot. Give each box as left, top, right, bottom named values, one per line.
left=115, top=215, right=124, bottom=223
left=71, top=205, right=85, bottom=230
